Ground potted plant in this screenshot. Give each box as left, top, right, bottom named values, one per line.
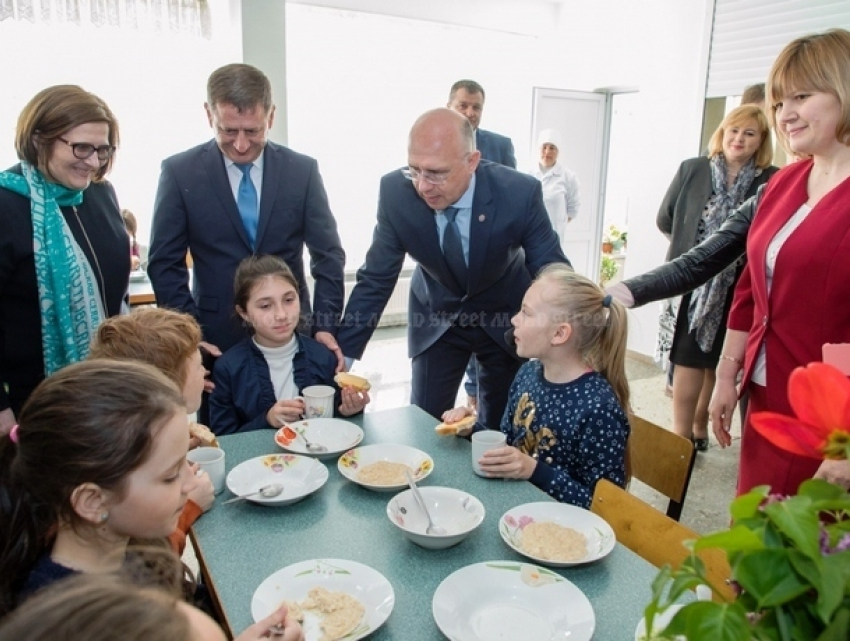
left=603, top=224, right=626, bottom=253
left=599, top=254, right=618, bottom=285
left=643, top=362, right=850, bottom=640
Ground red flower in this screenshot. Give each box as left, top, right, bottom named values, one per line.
left=751, top=362, right=850, bottom=459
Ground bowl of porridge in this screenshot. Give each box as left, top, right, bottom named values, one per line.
left=337, top=443, right=433, bottom=492
left=387, top=486, right=485, bottom=549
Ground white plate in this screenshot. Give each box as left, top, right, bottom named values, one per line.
left=129, top=270, right=147, bottom=282
left=634, top=604, right=685, bottom=640
left=225, top=454, right=328, bottom=506
left=337, top=443, right=433, bottom=491
left=499, top=502, right=616, bottom=567
left=251, top=559, right=395, bottom=641
left=432, top=561, right=595, bottom=641
left=274, top=418, right=364, bottom=460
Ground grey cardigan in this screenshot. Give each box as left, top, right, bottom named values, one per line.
left=656, top=157, right=777, bottom=261
left=625, top=184, right=766, bottom=307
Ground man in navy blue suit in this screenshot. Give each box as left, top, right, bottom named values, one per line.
left=337, top=109, right=569, bottom=430
left=447, top=79, right=516, bottom=169
left=448, top=79, right=517, bottom=410
left=148, top=64, right=345, bottom=375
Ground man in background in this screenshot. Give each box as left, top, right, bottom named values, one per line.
left=447, top=79, right=517, bottom=408
left=148, top=63, right=346, bottom=417
left=741, top=83, right=765, bottom=110
left=448, top=79, right=516, bottom=169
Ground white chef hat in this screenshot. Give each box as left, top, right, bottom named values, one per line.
left=536, top=128, right=563, bottom=151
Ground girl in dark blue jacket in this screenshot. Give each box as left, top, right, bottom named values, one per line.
left=209, top=256, right=369, bottom=435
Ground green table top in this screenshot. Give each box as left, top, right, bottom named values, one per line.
left=191, top=405, right=678, bottom=640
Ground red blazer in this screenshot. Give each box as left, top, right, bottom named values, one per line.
left=728, top=159, right=850, bottom=416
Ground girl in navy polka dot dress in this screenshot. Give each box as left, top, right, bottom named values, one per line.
left=442, top=264, right=630, bottom=508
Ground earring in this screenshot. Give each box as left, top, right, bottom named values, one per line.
left=100, top=512, right=109, bottom=523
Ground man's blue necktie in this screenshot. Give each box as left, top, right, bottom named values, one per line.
left=236, top=163, right=258, bottom=247
left=442, top=207, right=467, bottom=288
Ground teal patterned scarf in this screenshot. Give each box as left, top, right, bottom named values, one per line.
left=0, top=162, right=104, bottom=375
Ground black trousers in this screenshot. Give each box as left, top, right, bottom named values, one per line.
left=411, top=324, right=522, bottom=431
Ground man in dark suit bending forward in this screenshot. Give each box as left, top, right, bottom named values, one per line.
left=338, top=109, right=569, bottom=430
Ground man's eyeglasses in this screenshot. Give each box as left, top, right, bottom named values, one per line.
left=401, top=157, right=467, bottom=186
left=58, top=137, right=116, bottom=162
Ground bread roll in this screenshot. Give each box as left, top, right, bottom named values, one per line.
left=435, top=414, right=477, bottom=436
left=189, top=422, right=219, bottom=448
left=334, top=372, right=371, bottom=392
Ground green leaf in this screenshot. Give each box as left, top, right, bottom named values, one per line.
left=798, top=479, right=848, bottom=501
left=816, top=606, right=850, bottom=641
left=817, top=552, right=850, bottom=622
left=764, top=498, right=821, bottom=559
left=736, top=549, right=810, bottom=607
left=663, top=601, right=751, bottom=641
left=730, top=487, right=770, bottom=521
left=694, top=525, right=765, bottom=553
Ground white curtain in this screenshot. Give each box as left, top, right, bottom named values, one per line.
left=0, top=0, right=210, bottom=38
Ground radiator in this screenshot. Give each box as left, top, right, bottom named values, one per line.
left=307, top=267, right=412, bottom=328
left=343, top=267, right=412, bottom=328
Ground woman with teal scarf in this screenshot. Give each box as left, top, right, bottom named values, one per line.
left=0, top=85, right=130, bottom=436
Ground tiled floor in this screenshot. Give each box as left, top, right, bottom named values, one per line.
left=355, top=326, right=743, bottom=535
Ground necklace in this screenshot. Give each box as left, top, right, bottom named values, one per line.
left=71, top=205, right=109, bottom=313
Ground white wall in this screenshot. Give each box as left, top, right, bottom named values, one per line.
left=287, top=0, right=714, bottom=359
left=0, top=1, right=243, bottom=246
left=547, top=0, right=715, bottom=358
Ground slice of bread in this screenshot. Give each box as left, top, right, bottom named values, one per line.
left=434, top=414, right=477, bottom=436
left=189, top=422, right=219, bottom=448
left=334, top=372, right=371, bottom=392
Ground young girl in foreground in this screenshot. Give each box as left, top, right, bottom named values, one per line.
left=444, top=264, right=631, bottom=508
left=210, top=255, right=369, bottom=435
left=0, top=360, right=195, bottom=614
left=0, top=557, right=302, bottom=641
left=89, top=307, right=214, bottom=554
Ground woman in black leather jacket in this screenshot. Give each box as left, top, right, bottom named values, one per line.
left=608, top=185, right=764, bottom=308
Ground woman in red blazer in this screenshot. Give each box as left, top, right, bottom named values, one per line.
left=710, top=28, right=850, bottom=496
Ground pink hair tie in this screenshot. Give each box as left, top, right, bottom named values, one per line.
left=8, top=424, right=19, bottom=444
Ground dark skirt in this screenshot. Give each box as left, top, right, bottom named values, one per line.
left=669, top=287, right=735, bottom=369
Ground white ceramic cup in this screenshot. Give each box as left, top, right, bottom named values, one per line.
left=471, top=430, right=508, bottom=476
left=301, top=385, right=335, bottom=419
left=187, top=446, right=226, bottom=494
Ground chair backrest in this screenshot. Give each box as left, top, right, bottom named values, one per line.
left=591, top=479, right=734, bottom=602
left=627, top=413, right=695, bottom=521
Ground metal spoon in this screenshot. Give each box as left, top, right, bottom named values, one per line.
left=222, top=483, right=284, bottom=505
left=404, top=470, right=447, bottom=536
left=297, top=428, right=328, bottom=454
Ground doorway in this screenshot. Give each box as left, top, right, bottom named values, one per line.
left=600, top=91, right=640, bottom=285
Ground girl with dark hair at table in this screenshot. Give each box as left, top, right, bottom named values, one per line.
left=88, top=307, right=216, bottom=554
left=0, top=85, right=130, bottom=438
left=710, top=28, right=850, bottom=495
left=210, top=255, right=369, bottom=435
left=0, top=360, right=196, bottom=616
left=441, top=265, right=630, bottom=508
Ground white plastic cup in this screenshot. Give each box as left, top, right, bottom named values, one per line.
left=471, top=431, right=507, bottom=476
left=301, top=385, right=335, bottom=419
left=187, top=446, right=226, bottom=494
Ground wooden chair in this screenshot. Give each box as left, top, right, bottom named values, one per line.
left=627, top=413, right=695, bottom=521
left=591, top=479, right=734, bottom=602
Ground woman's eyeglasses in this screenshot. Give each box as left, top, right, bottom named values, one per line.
left=58, top=137, right=116, bottom=162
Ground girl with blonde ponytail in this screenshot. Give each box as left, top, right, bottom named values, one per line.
left=441, top=263, right=630, bottom=507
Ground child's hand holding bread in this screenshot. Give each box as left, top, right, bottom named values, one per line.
left=435, top=407, right=477, bottom=437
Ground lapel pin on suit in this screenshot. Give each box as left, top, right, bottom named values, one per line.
left=478, top=214, right=486, bottom=222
